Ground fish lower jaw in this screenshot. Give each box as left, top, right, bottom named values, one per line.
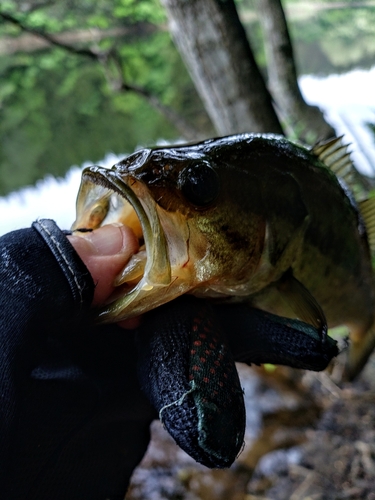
left=96, top=274, right=193, bottom=323
left=96, top=257, right=200, bottom=323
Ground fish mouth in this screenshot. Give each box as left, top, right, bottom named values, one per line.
left=72, top=166, right=172, bottom=322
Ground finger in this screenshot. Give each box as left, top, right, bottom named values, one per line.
left=67, top=223, right=139, bottom=306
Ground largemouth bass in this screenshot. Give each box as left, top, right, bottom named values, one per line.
left=72, top=134, right=375, bottom=380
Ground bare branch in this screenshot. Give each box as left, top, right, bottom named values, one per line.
left=254, top=0, right=335, bottom=142
left=0, top=11, right=99, bottom=60
left=120, top=81, right=199, bottom=140
left=105, top=50, right=200, bottom=140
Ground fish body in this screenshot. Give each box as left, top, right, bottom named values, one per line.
left=73, top=134, right=375, bottom=379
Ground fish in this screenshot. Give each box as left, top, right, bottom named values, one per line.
left=72, top=133, right=375, bottom=380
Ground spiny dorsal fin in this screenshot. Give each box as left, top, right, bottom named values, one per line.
left=313, top=137, right=375, bottom=252
left=311, top=136, right=354, bottom=187
left=358, top=198, right=375, bottom=253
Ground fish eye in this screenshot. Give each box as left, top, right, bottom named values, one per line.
left=179, top=162, right=220, bottom=206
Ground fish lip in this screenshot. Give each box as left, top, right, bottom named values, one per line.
left=80, top=166, right=171, bottom=322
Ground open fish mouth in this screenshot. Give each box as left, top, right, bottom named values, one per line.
left=72, top=166, right=171, bottom=322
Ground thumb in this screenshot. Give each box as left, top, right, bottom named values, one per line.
left=67, top=223, right=139, bottom=307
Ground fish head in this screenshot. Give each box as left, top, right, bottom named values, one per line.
left=72, top=138, right=266, bottom=322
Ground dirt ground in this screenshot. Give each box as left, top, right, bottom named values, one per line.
left=125, top=351, right=375, bottom=500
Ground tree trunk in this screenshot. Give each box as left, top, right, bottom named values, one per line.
left=161, top=0, right=283, bottom=136
left=255, top=0, right=335, bottom=141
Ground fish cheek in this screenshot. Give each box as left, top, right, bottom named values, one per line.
left=196, top=209, right=266, bottom=283
left=149, top=185, right=193, bottom=216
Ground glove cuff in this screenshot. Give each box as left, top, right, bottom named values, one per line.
left=32, top=219, right=94, bottom=310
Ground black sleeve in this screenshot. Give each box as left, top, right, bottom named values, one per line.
left=0, top=219, right=155, bottom=500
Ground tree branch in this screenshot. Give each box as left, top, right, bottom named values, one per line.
left=104, top=49, right=200, bottom=140
left=254, top=0, right=335, bottom=142
left=0, top=10, right=200, bottom=140
left=0, top=12, right=99, bottom=60
left=161, top=0, right=283, bottom=135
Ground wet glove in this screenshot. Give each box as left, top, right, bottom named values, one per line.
left=0, top=219, right=156, bottom=500
left=0, top=219, right=338, bottom=500
left=136, top=296, right=338, bottom=468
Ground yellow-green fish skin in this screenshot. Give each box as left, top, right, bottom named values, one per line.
left=73, top=134, right=375, bottom=379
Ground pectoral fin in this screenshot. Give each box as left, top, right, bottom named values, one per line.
left=276, top=269, right=328, bottom=342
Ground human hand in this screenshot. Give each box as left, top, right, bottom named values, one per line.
left=68, top=224, right=138, bottom=305
left=67, top=223, right=141, bottom=328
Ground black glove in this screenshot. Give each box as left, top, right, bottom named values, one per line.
left=0, top=219, right=338, bottom=499
left=0, top=220, right=156, bottom=500
left=136, top=296, right=338, bottom=469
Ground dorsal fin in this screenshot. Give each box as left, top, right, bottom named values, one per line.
left=312, top=137, right=375, bottom=253
left=311, top=136, right=354, bottom=187
left=358, top=198, right=375, bottom=253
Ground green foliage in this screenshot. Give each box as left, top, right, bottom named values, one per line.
left=291, top=7, right=375, bottom=73
left=113, top=0, right=165, bottom=23
left=0, top=0, right=166, bottom=32
left=240, top=1, right=375, bottom=75
left=0, top=50, right=179, bottom=194
left=0, top=38, right=191, bottom=194
left=0, top=0, right=209, bottom=195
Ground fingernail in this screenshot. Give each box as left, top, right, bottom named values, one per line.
left=88, top=224, right=124, bottom=255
